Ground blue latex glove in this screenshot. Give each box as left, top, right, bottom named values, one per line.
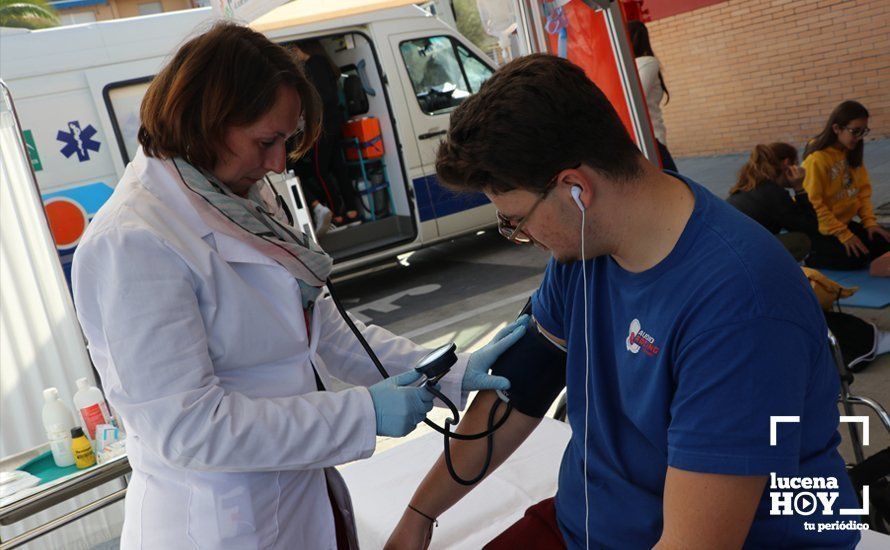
left=368, top=370, right=435, bottom=437
left=462, top=314, right=530, bottom=392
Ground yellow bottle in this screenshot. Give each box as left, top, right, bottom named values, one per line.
left=70, top=427, right=96, bottom=469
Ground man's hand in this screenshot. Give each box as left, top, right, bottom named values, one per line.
left=842, top=234, right=869, bottom=258
left=866, top=225, right=890, bottom=242
left=655, top=467, right=767, bottom=550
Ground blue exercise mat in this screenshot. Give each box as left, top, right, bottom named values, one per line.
left=817, top=269, right=890, bottom=309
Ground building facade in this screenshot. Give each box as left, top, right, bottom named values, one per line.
left=642, top=0, right=888, bottom=157
left=49, top=0, right=207, bottom=25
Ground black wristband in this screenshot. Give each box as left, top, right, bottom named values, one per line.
left=407, top=504, right=438, bottom=527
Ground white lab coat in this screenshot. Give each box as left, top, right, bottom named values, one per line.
left=71, top=150, right=467, bottom=549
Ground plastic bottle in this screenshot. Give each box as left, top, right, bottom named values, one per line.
left=70, top=427, right=96, bottom=469
left=41, top=388, right=75, bottom=467
left=73, top=378, right=111, bottom=443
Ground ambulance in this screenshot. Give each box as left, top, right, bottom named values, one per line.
left=0, top=0, right=507, bottom=277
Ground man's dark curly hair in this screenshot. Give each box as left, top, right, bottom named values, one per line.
left=436, top=54, right=643, bottom=194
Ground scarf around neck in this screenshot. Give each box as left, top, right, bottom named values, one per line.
left=166, top=157, right=333, bottom=309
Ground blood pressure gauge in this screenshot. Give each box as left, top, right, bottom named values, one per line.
left=412, top=343, right=457, bottom=387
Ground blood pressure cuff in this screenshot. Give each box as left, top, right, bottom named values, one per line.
left=490, top=312, right=567, bottom=418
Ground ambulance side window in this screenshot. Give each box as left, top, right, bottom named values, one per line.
left=399, top=36, right=493, bottom=115
left=457, top=44, right=492, bottom=94
left=104, top=78, right=152, bottom=165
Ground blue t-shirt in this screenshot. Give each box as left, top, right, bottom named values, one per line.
left=532, top=176, right=860, bottom=548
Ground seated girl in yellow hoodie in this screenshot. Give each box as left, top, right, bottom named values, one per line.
left=802, top=100, right=890, bottom=271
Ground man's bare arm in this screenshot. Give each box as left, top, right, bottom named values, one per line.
left=655, top=467, right=767, bottom=550
left=384, top=390, right=542, bottom=549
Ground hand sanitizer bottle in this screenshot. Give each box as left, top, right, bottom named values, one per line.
left=42, top=388, right=75, bottom=467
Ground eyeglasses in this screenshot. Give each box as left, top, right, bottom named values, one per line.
left=496, top=165, right=578, bottom=244
left=843, top=126, right=870, bottom=138
left=496, top=188, right=552, bottom=244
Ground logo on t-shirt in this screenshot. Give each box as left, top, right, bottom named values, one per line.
left=625, top=319, right=660, bottom=356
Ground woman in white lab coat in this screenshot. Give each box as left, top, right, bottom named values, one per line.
left=71, top=23, right=522, bottom=549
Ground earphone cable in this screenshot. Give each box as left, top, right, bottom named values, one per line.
left=581, top=207, right=590, bottom=550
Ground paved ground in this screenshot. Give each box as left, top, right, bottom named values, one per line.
left=336, top=232, right=552, bottom=453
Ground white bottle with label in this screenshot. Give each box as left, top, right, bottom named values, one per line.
left=41, top=388, right=75, bottom=467
left=73, top=378, right=112, bottom=446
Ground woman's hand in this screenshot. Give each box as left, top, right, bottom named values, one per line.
left=842, top=234, right=869, bottom=258
left=866, top=225, right=890, bottom=242
left=462, top=315, right=529, bottom=393
left=385, top=508, right=434, bottom=550
left=368, top=371, right=435, bottom=437
left=783, top=164, right=806, bottom=192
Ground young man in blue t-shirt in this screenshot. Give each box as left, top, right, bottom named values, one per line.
left=386, top=55, right=860, bottom=548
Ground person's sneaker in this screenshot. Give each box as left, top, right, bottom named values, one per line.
left=313, top=203, right=332, bottom=236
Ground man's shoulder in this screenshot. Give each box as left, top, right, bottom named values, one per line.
left=679, top=187, right=824, bottom=338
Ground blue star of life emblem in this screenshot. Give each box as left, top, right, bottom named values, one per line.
left=57, top=121, right=101, bottom=162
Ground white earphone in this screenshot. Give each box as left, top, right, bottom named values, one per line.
left=571, top=185, right=584, bottom=211
left=573, top=182, right=590, bottom=549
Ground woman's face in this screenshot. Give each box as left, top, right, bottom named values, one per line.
left=832, top=117, right=868, bottom=151
left=213, top=85, right=303, bottom=196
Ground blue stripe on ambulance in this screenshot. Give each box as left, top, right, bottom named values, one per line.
left=412, top=175, right=489, bottom=222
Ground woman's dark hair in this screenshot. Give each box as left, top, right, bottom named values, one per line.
left=138, top=22, right=321, bottom=172
left=770, top=142, right=798, bottom=165
left=627, top=20, right=669, bottom=104
left=436, top=54, right=643, bottom=194
left=294, top=39, right=341, bottom=79
left=803, top=100, right=869, bottom=168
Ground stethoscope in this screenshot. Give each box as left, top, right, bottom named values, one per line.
left=267, top=176, right=512, bottom=485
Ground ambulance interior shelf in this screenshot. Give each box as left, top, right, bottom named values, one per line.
left=344, top=144, right=393, bottom=223
left=341, top=115, right=393, bottom=223
left=284, top=33, right=415, bottom=262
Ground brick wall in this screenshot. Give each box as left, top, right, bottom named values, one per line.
left=646, top=0, right=889, bottom=158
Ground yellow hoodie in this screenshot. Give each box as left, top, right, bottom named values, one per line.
left=801, top=145, right=876, bottom=243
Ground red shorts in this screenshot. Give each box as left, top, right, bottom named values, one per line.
left=483, top=497, right=566, bottom=549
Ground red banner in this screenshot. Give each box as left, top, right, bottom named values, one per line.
left=545, top=1, right=634, bottom=140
